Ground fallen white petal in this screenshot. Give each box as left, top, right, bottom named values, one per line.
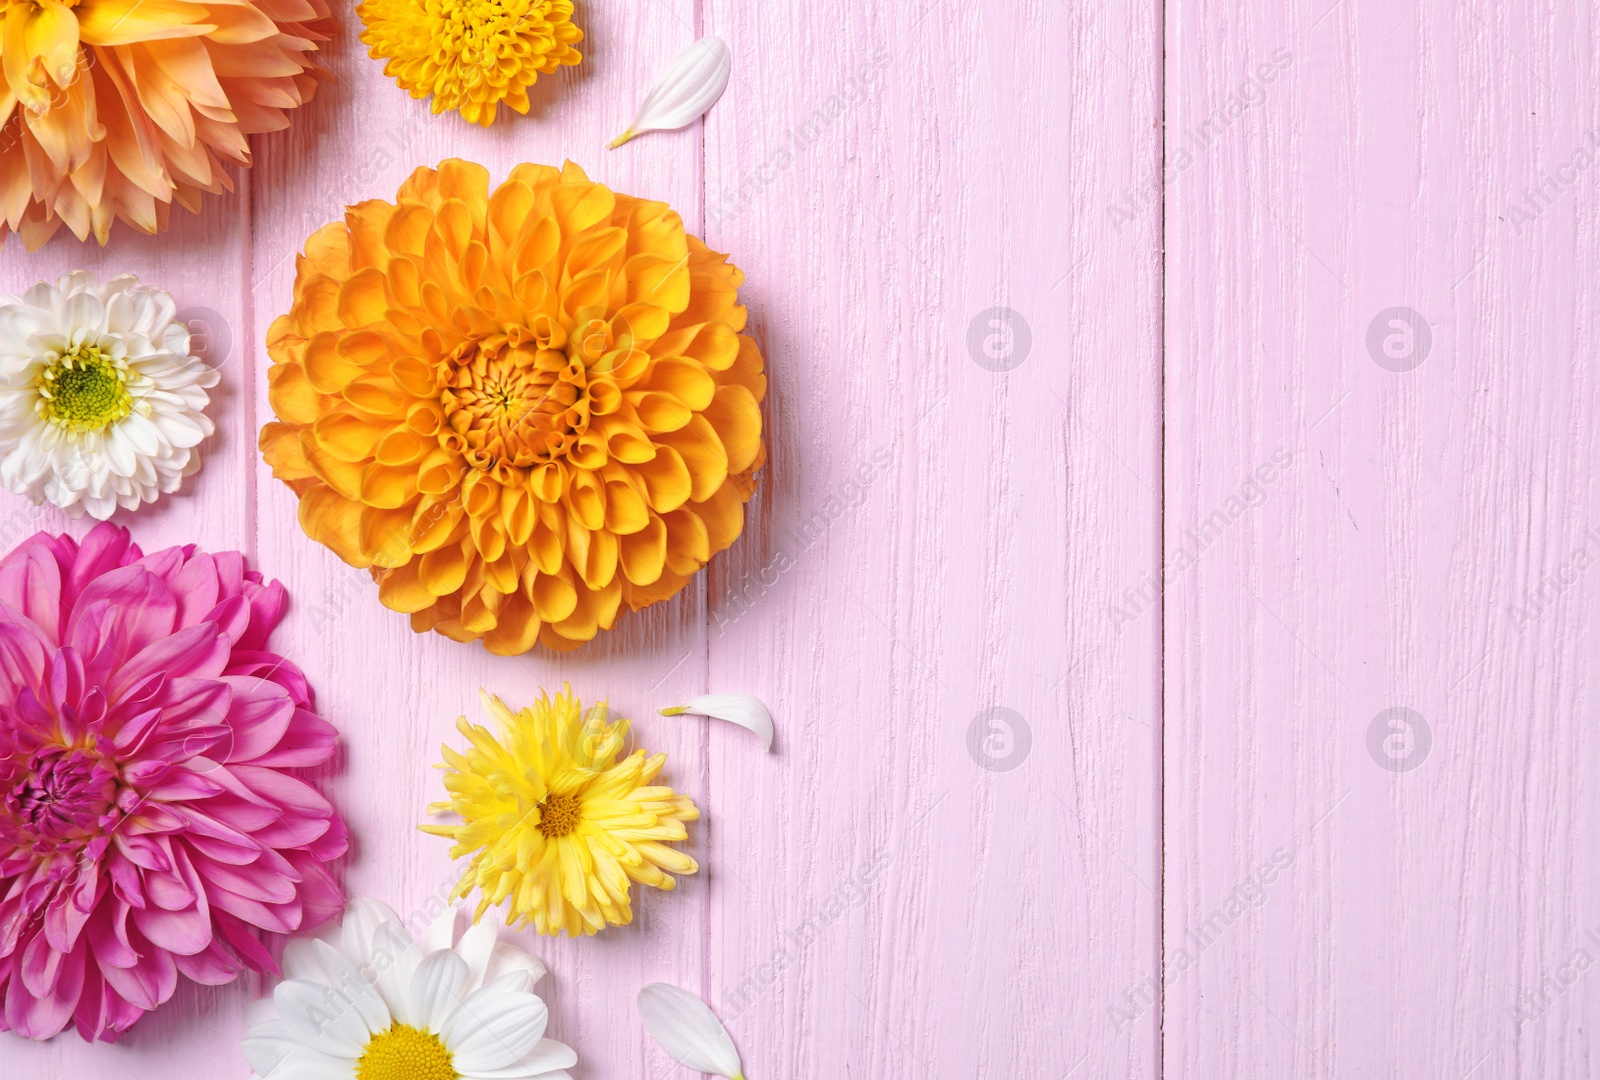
left=637, top=982, right=744, bottom=1079
left=661, top=693, right=774, bottom=751
left=611, top=37, right=732, bottom=148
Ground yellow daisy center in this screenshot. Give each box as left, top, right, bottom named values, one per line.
left=35, top=346, right=133, bottom=433
left=440, top=338, right=589, bottom=471
left=536, top=791, right=580, bottom=837
left=355, top=1024, right=457, bottom=1080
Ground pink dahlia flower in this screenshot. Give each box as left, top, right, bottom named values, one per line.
left=0, top=523, right=346, bottom=1042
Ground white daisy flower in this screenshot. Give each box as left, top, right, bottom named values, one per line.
left=0, top=270, right=219, bottom=519
left=242, top=897, right=578, bottom=1080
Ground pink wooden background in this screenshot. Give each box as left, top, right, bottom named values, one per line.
left=1, top=0, right=1594, bottom=1075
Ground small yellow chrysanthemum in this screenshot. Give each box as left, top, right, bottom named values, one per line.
left=357, top=0, right=583, bottom=126
left=423, top=685, right=700, bottom=935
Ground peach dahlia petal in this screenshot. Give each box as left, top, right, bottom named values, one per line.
left=260, top=159, right=767, bottom=654
left=0, top=0, right=333, bottom=251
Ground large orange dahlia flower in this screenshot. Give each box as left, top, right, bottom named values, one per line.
left=0, top=0, right=332, bottom=250
left=260, top=160, right=766, bottom=653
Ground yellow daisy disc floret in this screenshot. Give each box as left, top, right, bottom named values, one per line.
left=259, top=160, right=767, bottom=653
left=423, top=686, right=701, bottom=936
left=357, top=0, right=582, bottom=126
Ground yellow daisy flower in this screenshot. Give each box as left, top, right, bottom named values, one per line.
left=357, top=0, right=583, bottom=126
left=423, top=685, right=700, bottom=935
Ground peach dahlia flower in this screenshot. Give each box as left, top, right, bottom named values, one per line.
left=260, top=160, right=766, bottom=653
left=0, top=0, right=333, bottom=250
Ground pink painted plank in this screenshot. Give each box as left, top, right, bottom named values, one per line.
left=246, top=5, right=716, bottom=1080
left=1165, top=1, right=1598, bottom=1076
left=699, top=1, right=1160, bottom=1077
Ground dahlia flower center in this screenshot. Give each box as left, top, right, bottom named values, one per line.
left=434, top=0, right=521, bottom=60
left=4, top=745, right=118, bottom=849
left=535, top=791, right=580, bottom=837
left=356, top=1023, right=457, bottom=1080
left=440, top=338, right=589, bottom=470
left=35, top=346, right=134, bottom=433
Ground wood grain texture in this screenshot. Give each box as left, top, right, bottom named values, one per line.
left=695, top=0, right=1160, bottom=1077
left=8, top=0, right=1591, bottom=1076
left=1165, top=0, right=1597, bottom=1077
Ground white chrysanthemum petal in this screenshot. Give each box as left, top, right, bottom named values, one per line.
left=638, top=983, right=744, bottom=1079
left=661, top=693, right=775, bottom=751
left=442, top=985, right=548, bottom=1073
left=610, top=37, right=732, bottom=148
left=0, top=272, right=217, bottom=519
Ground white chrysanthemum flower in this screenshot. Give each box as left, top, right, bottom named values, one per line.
left=242, top=898, right=578, bottom=1080
left=0, top=271, right=219, bottom=519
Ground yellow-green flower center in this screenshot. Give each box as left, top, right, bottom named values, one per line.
left=355, top=1023, right=457, bottom=1080
left=35, top=346, right=132, bottom=433
left=536, top=791, right=580, bottom=837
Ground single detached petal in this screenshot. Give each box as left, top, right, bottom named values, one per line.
left=610, top=37, right=732, bottom=148
left=637, top=982, right=744, bottom=1079
left=661, top=693, right=774, bottom=752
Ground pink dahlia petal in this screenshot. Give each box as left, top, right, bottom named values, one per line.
left=0, top=545, right=65, bottom=643
left=237, top=579, right=289, bottom=652
left=0, top=620, right=51, bottom=704
left=218, top=677, right=296, bottom=762
left=0, top=526, right=346, bottom=1041
left=169, top=554, right=222, bottom=631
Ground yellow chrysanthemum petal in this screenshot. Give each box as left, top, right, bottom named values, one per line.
left=260, top=159, right=766, bottom=652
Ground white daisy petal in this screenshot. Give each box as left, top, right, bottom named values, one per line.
left=457, top=1036, right=578, bottom=1080
left=410, top=948, right=470, bottom=1032
left=274, top=978, right=374, bottom=1058
left=245, top=898, right=579, bottom=1080
left=314, top=939, right=391, bottom=1034
left=0, top=272, right=217, bottom=518
left=240, top=1019, right=298, bottom=1073
left=253, top=1054, right=357, bottom=1080
left=422, top=902, right=459, bottom=956
left=339, top=897, right=419, bottom=988
left=442, top=986, right=548, bottom=1074
left=243, top=995, right=282, bottom=1028
left=456, top=917, right=498, bottom=991
left=610, top=37, right=731, bottom=148
left=482, top=942, right=547, bottom=993
left=242, top=1020, right=357, bottom=1080
left=637, top=982, right=744, bottom=1079
left=661, top=693, right=775, bottom=751
left=282, top=937, right=327, bottom=984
